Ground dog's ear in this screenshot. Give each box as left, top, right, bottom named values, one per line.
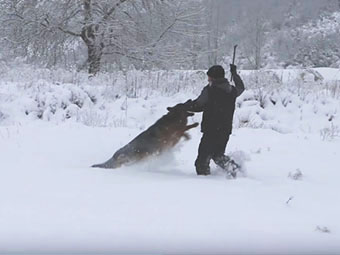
left=167, top=104, right=181, bottom=112
left=168, top=103, right=190, bottom=113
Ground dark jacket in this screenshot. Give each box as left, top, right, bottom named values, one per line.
left=185, top=74, right=245, bottom=134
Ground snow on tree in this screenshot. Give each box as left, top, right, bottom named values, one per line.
left=0, top=0, right=205, bottom=74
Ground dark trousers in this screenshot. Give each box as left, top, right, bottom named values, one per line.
left=195, top=132, right=230, bottom=175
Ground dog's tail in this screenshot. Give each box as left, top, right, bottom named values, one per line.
left=91, top=158, right=119, bottom=169
left=91, top=163, right=106, bottom=168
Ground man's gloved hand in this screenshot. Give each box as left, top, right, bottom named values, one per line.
left=230, top=64, right=237, bottom=75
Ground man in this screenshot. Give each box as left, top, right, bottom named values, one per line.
left=182, top=64, right=245, bottom=176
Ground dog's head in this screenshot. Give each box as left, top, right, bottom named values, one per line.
left=165, top=104, right=196, bottom=132
left=167, top=103, right=194, bottom=118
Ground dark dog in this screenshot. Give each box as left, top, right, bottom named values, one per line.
left=92, top=104, right=198, bottom=169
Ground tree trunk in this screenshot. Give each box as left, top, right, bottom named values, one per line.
left=81, top=23, right=104, bottom=76
left=87, top=43, right=103, bottom=75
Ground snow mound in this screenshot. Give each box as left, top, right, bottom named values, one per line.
left=0, top=66, right=340, bottom=136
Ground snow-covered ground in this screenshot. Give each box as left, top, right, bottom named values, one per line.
left=1, top=67, right=340, bottom=254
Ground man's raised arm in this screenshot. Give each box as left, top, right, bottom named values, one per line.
left=230, top=64, right=245, bottom=97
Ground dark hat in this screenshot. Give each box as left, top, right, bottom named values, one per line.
left=207, top=65, right=225, bottom=79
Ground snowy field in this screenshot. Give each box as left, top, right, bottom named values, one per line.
left=1, top=67, right=340, bottom=254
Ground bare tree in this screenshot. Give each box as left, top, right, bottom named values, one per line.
left=0, top=0, right=204, bottom=74
left=1, top=0, right=339, bottom=71
left=244, top=16, right=267, bottom=70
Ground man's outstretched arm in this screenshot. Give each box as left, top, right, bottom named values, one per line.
left=184, top=86, right=209, bottom=112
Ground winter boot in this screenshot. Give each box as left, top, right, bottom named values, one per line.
left=214, top=155, right=239, bottom=178
left=224, top=159, right=240, bottom=179
left=196, top=165, right=210, bottom=176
